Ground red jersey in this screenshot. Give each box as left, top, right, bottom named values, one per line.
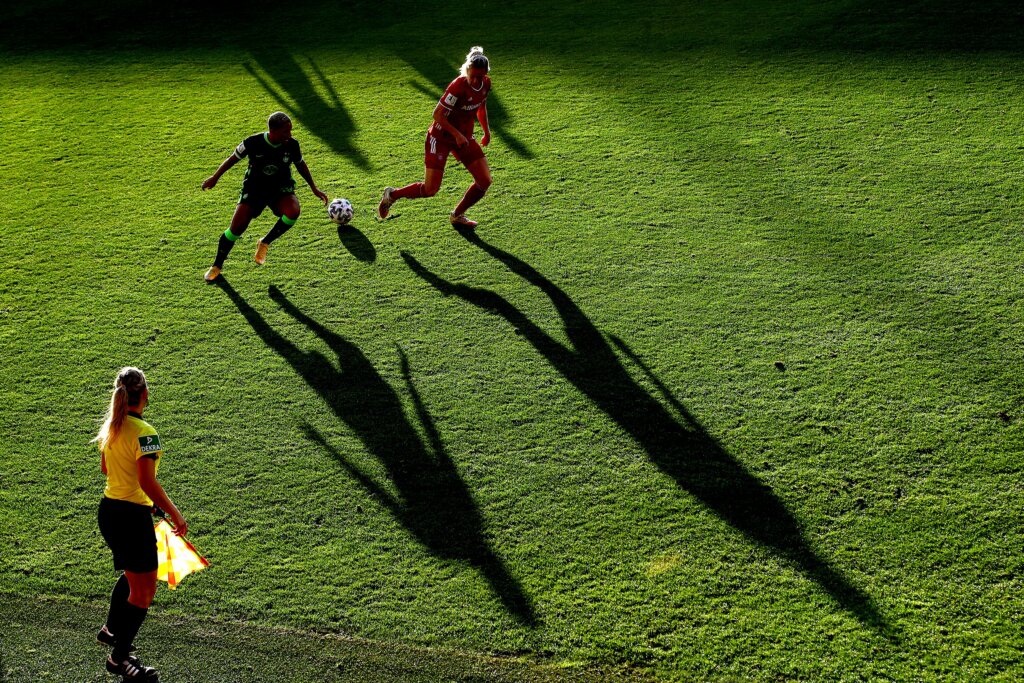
left=429, top=75, right=491, bottom=142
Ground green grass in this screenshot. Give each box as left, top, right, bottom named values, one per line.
left=3, top=1, right=1024, bottom=680
left=2, top=594, right=646, bottom=682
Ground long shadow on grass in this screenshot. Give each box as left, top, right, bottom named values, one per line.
left=402, top=233, right=891, bottom=633
left=245, top=48, right=370, bottom=171
left=399, top=48, right=534, bottom=160
left=216, top=278, right=536, bottom=625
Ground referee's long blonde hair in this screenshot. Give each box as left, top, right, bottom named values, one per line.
left=460, top=46, right=489, bottom=78
left=93, top=367, right=147, bottom=451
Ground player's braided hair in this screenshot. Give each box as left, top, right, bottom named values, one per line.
left=460, top=46, right=489, bottom=78
left=93, top=367, right=147, bottom=450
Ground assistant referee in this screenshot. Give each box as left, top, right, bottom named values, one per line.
left=94, top=367, right=186, bottom=681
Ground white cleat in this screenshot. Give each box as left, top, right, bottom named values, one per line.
left=378, top=187, right=396, bottom=219
left=450, top=212, right=478, bottom=229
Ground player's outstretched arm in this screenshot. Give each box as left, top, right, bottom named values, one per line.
left=296, top=160, right=329, bottom=205
left=202, top=154, right=240, bottom=190
left=477, top=103, right=490, bottom=147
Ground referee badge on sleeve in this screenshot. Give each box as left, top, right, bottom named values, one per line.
left=139, top=434, right=162, bottom=454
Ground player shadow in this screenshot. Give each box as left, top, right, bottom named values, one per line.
left=337, top=224, right=376, bottom=263
left=401, top=233, right=893, bottom=635
left=400, top=49, right=535, bottom=160
left=216, top=278, right=537, bottom=626
left=245, top=48, right=371, bottom=171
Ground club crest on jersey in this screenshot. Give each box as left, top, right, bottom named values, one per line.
left=282, top=154, right=290, bottom=164
left=139, top=434, right=162, bottom=453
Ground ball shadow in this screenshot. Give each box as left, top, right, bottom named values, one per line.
left=337, top=224, right=376, bottom=263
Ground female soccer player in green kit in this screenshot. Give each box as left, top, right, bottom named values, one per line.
left=202, top=112, right=329, bottom=281
left=94, top=367, right=186, bottom=681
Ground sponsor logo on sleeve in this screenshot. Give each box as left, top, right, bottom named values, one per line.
left=139, top=434, right=162, bottom=453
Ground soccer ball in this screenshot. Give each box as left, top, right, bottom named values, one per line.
left=327, top=198, right=354, bottom=225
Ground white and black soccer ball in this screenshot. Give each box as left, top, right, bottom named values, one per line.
left=327, top=198, right=354, bottom=225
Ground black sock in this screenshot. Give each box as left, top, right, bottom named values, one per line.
left=112, top=603, right=148, bottom=663
left=214, top=233, right=237, bottom=268
left=262, top=217, right=293, bottom=245
left=105, top=574, right=130, bottom=635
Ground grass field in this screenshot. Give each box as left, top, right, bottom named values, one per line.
left=2, top=0, right=1024, bottom=680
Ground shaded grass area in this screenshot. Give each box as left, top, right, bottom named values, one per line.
left=6, top=0, right=1024, bottom=55
left=1, top=0, right=1024, bottom=680
left=0, top=595, right=649, bottom=682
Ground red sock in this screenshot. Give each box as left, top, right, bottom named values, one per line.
left=454, top=183, right=487, bottom=216
left=392, top=183, right=425, bottom=200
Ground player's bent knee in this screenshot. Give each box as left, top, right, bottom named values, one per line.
left=422, top=185, right=440, bottom=198
left=282, top=213, right=299, bottom=225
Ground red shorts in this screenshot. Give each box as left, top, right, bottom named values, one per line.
left=424, top=132, right=485, bottom=170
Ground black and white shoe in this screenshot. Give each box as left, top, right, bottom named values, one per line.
left=96, top=625, right=136, bottom=653
left=106, top=656, right=159, bottom=681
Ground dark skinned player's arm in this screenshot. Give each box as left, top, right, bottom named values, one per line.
left=202, top=154, right=240, bottom=189
left=295, top=160, right=328, bottom=204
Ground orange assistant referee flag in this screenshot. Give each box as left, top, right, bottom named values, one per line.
left=154, top=519, right=209, bottom=589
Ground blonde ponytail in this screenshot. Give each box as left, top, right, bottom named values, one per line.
left=94, top=367, right=147, bottom=451
left=460, top=46, right=489, bottom=78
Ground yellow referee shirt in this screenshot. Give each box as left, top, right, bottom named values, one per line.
left=103, top=412, right=163, bottom=506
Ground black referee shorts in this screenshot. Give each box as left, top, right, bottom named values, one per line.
left=98, top=497, right=158, bottom=573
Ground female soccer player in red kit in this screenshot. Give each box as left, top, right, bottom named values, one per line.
left=378, top=46, right=493, bottom=228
